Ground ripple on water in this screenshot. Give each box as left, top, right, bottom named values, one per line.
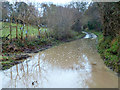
left=1, top=33, right=118, bottom=88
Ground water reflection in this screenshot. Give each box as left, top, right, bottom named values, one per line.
left=1, top=33, right=118, bottom=88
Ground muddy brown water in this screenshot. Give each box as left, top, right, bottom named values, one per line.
left=0, top=32, right=118, bottom=88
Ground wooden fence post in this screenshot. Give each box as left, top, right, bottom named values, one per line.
left=10, top=22, right=12, bottom=42
left=16, top=19, right=18, bottom=39
left=21, top=24, right=23, bottom=40
left=38, top=25, right=40, bottom=38
left=45, top=29, right=48, bottom=38
left=26, top=23, right=28, bottom=39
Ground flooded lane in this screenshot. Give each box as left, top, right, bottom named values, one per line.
left=1, top=32, right=118, bottom=88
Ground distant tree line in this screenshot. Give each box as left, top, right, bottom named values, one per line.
left=1, top=2, right=41, bottom=26
left=1, top=1, right=88, bottom=39
left=1, top=1, right=120, bottom=39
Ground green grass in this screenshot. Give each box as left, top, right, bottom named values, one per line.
left=0, top=55, right=2, bottom=60
left=1, top=22, right=47, bottom=38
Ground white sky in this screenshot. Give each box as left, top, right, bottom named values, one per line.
left=6, top=0, right=92, bottom=5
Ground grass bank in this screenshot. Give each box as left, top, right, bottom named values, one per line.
left=85, top=30, right=120, bottom=73
left=1, top=22, right=86, bottom=70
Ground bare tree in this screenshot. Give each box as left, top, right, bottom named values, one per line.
left=47, top=5, right=75, bottom=39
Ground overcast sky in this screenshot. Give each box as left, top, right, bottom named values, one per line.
left=6, top=0, right=92, bottom=5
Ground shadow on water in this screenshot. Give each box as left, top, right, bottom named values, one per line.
left=1, top=32, right=118, bottom=88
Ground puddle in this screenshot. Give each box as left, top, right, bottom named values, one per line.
left=1, top=32, right=118, bottom=88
